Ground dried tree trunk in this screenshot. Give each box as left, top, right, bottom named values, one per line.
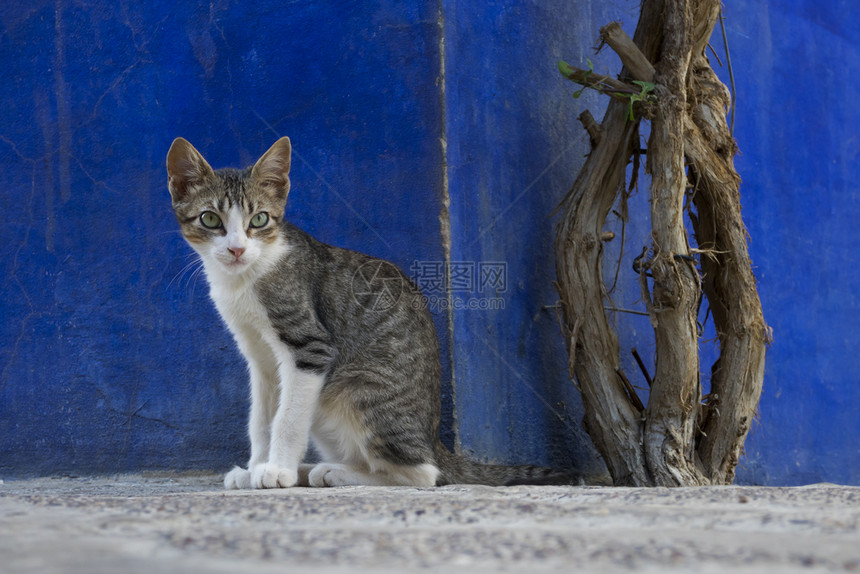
left=554, top=0, right=666, bottom=486
left=686, top=58, right=770, bottom=485
left=555, top=0, right=767, bottom=486
left=641, top=0, right=707, bottom=486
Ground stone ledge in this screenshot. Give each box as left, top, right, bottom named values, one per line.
left=1, top=475, right=858, bottom=573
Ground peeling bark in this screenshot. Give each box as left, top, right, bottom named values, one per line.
left=555, top=0, right=767, bottom=486
left=686, top=56, right=770, bottom=485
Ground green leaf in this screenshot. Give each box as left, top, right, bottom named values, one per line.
left=557, top=60, right=574, bottom=77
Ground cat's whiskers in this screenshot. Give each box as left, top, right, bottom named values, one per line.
left=187, top=260, right=207, bottom=297
left=167, top=254, right=205, bottom=293
left=156, top=229, right=185, bottom=238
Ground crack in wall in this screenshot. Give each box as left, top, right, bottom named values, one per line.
left=53, top=0, right=73, bottom=209
left=437, top=3, right=459, bottom=451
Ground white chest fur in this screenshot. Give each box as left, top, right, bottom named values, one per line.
left=210, top=280, right=266, bottom=332
left=207, top=275, right=285, bottom=368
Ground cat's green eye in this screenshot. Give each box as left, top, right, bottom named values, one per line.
left=200, top=211, right=222, bottom=229
left=249, top=212, right=269, bottom=229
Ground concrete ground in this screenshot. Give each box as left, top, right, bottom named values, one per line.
left=0, top=475, right=858, bottom=574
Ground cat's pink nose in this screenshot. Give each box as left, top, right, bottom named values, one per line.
left=228, top=247, right=246, bottom=259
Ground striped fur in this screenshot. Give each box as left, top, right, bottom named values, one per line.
left=166, top=137, right=581, bottom=488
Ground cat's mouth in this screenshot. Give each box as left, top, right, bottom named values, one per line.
left=217, top=253, right=251, bottom=273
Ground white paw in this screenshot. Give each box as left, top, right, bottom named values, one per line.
left=224, top=466, right=251, bottom=490
left=308, top=463, right=354, bottom=487
left=251, top=463, right=298, bottom=489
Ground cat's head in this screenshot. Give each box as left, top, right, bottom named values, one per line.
left=166, top=137, right=292, bottom=277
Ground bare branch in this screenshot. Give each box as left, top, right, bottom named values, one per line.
left=600, top=22, right=656, bottom=82
left=632, top=348, right=654, bottom=388
left=579, top=110, right=603, bottom=147
left=558, top=62, right=645, bottom=98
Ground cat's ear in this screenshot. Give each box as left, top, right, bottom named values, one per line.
left=251, top=137, right=291, bottom=203
left=166, top=137, right=215, bottom=202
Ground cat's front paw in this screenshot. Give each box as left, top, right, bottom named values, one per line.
left=251, top=463, right=298, bottom=488
left=224, top=466, right=252, bottom=489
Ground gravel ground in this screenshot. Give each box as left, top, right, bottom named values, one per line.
left=1, top=474, right=858, bottom=573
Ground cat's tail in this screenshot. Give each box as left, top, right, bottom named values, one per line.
left=433, top=443, right=586, bottom=487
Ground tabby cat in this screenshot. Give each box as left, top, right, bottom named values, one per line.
left=166, top=137, right=575, bottom=488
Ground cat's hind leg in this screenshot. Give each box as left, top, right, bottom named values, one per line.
left=224, top=466, right=252, bottom=489
left=312, top=370, right=439, bottom=488
left=308, top=462, right=439, bottom=487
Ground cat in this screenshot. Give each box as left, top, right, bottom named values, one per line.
left=166, top=137, right=578, bottom=488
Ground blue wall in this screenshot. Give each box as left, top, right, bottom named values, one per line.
left=443, top=0, right=629, bottom=476
left=717, top=0, right=860, bottom=485
left=2, top=1, right=858, bottom=485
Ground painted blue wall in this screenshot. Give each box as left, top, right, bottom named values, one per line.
left=2, top=0, right=859, bottom=485
left=717, top=0, right=860, bottom=485
left=442, top=0, right=632, bottom=476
